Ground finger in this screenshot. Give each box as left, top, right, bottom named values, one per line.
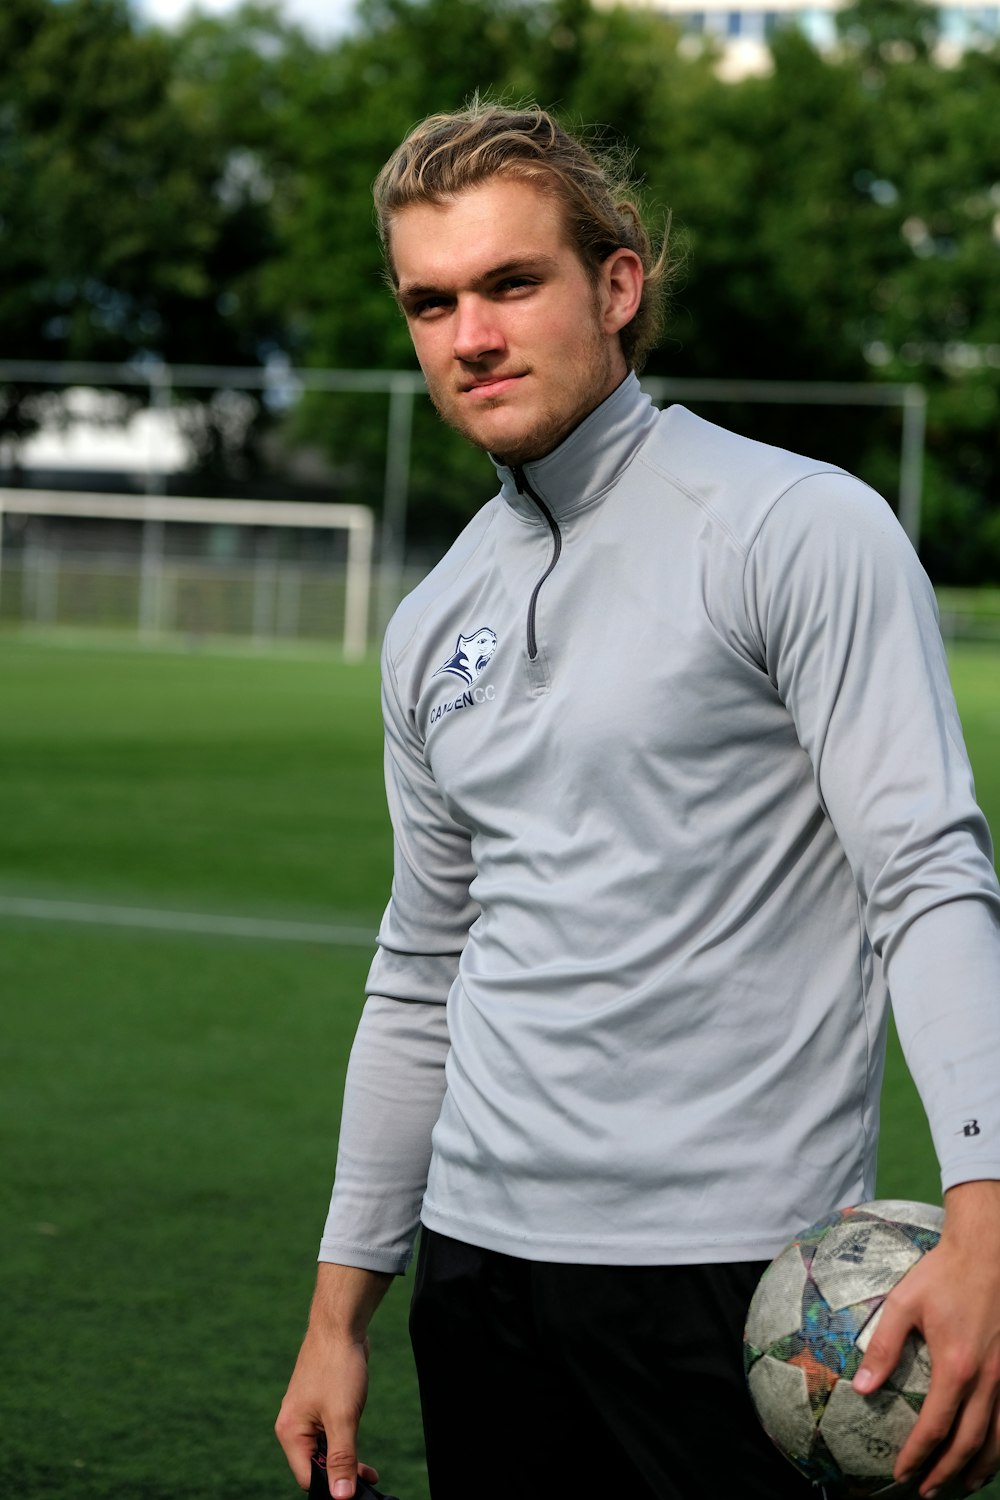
left=273, top=1413, right=319, bottom=1490
left=964, top=1379, right=1000, bottom=1492
left=324, top=1433, right=361, bottom=1499
left=854, top=1298, right=917, bottom=1397
left=328, top=1460, right=380, bottom=1498
left=895, top=1338, right=1000, bottom=1493
left=966, top=1447, right=1000, bottom=1492
left=919, top=1390, right=1000, bottom=1497
left=891, top=1372, right=964, bottom=1488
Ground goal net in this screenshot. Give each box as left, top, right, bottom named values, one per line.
left=0, top=490, right=375, bottom=659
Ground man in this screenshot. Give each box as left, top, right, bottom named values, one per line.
left=277, top=101, right=1000, bottom=1500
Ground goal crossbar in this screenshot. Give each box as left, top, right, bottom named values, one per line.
left=0, top=489, right=375, bottom=658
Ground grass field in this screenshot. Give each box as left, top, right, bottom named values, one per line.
left=2, top=631, right=999, bottom=1500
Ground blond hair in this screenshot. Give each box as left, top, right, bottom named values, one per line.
left=373, top=99, right=672, bottom=372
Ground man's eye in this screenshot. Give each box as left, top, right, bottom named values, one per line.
left=401, top=294, right=452, bottom=318
left=496, top=278, right=534, bottom=294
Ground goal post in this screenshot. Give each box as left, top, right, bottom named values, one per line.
left=0, top=490, right=375, bottom=659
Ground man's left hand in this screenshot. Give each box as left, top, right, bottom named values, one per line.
left=852, top=1180, right=1000, bottom=1496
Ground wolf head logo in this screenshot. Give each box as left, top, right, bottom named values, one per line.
left=434, top=627, right=498, bottom=687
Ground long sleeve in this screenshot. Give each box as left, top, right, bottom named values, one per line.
left=319, top=639, right=479, bottom=1273
left=319, top=995, right=451, bottom=1272
left=745, top=473, right=1000, bottom=1187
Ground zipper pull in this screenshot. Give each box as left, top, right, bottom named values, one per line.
left=510, top=466, right=562, bottom=663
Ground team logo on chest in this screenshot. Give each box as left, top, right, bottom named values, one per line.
left=434, top=627, right=498, bottom=686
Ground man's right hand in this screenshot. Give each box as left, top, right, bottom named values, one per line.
left=275, top=1263, right=394, bottom=1498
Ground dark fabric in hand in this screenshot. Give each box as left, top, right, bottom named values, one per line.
left=308, top=1448, right=400, bottom=1500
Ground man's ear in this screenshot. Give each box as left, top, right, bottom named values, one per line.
left=599, top=248, right=644, bottom=337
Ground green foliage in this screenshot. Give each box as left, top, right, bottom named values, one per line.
left=182, top=0, right=1000, bottom=566
left=0, top=0, right=291, bottom=470
left=835, top=0, right=943, bottom=61
left=3, top=0, right=1000, bottom=571
left=657, top=33, right=878, bottom=383
left=0, top=0, right=276, bottom=366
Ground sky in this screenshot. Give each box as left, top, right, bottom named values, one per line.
left=132, top=0, right=358, bottom=40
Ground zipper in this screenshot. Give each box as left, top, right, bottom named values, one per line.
left=512, top=465, right=562, bottom=661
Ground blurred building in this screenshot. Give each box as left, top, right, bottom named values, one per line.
left=605, top=0, right=1000, bottom=75
left=9, top=387, right=189, bottom=490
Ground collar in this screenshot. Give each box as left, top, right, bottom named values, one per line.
left=492, top=372, right=659, bottom=524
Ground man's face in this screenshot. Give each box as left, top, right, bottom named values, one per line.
left=389, top=176, right=634, bottom=468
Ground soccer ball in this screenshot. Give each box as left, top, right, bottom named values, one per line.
left=744, top=1199, right=944, bottom=1496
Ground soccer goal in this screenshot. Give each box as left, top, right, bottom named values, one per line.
left=0, top=490, right=375, bottom=659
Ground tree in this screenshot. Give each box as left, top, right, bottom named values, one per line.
left=835, top=0, right=1000, bottom=578
left=0, top=0, right=283, bottom=464
left=4, top=0, right=998, bottom=575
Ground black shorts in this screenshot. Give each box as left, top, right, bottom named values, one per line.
left=409, top=1228, right=819, bottom=1500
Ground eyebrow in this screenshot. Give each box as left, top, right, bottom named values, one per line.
left=396, top=254, right=561, bottom=306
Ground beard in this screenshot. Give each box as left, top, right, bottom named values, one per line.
left=425, top=310, right=617, bottom=468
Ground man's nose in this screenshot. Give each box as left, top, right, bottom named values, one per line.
left=452, top=297, right=504, bottom=362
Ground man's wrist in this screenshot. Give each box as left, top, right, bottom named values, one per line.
left=942, top=1178, right=1000, bottom=1240
left=310, top=1262, right=394, bottom=1340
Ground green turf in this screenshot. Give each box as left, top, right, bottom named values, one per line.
left=1, top=925, right=425, bottom=1500
left=0, top=634, right=390, bottom=917
left=1, top=632, right=999, bottom=1500
left=0, top=636, right=415, bottom=1499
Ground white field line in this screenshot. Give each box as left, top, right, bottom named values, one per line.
left=0, top=894, right=375, bottom=947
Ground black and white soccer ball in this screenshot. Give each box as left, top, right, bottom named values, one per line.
left=744, top=1199, right=945, bottom=1497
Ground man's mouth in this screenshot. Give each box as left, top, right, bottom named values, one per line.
left=461, top=373, right=525, bottom=400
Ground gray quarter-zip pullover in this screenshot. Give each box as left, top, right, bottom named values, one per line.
left=320, top=374, right=1000, bottom=1274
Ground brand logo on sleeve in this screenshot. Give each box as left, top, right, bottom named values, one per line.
left=434, top=627, right=498, bottom=687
